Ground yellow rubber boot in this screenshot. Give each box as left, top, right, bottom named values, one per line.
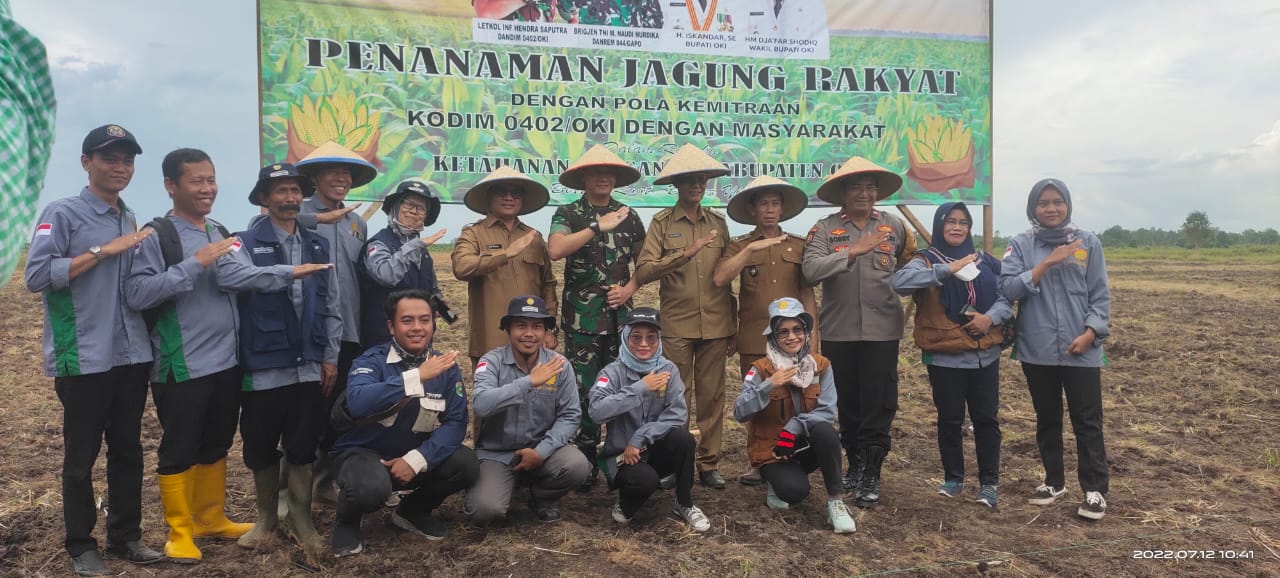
left=190, top=459, right=254, bottom=539
left=157, top=471, right=202, bottom=564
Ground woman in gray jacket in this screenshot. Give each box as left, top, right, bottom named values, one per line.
left=1000, top=178, right=1112, bottom=521
left=588, top=307, right=710, bottom=532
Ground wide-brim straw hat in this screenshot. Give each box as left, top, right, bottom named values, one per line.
left=559, top=145, right=641, bottom=190
left=653, top=144, right=730, bottom=186
left=726, top=175, right=809, bottom=225
left=463, top=166, right=550, bottom=215
left=815, top=156, right=903, bottom=205
left=295, top=141, right=379, bottom=188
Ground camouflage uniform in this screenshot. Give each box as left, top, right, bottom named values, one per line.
left=549, top=195, right=646, bottom=466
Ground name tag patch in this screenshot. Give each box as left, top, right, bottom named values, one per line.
left=252, top=246, right=274, bottom=255
left=486, top=243, right=503, bottom=250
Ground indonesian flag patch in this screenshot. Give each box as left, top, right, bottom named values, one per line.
left=35, top=223, right=52, bottom=237
left=474, top=360, right=488, bottom=374
left=1003, top=245, right=1013, bottom=258
left=593, top=376, right=609, bottom=389
left=367, top=245, right=378, bottom=255
left=230, top=239, right=243, bottom=252
left=745, top=367, right=757, bottom=380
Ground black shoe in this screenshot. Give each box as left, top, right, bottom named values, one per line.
left=104, top=541, right=164, bottom=565
left=390, top=507, right=448, bottom=540
left=576, top=466, right=599, bottom=493
left=699, top=470, right=726, bottom=490
left=528, top=494, right=562, bottom=523
left=70, top=550, right=110, bottom=577
left=854, top=447, right=886, bottom=509
left=331, top=522, right=364, bottom=558
left=841, top=463, right=864, bottom=492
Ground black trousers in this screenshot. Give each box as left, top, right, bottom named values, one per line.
left=151, top=367, right=241, bottom=475
left=54, top=363, right=149, bottom=556
left=318, top=341, right=364, bottom=451
left=1021, top=363, right=1109, bottom=494
left=927, top=363, right=1001, bottom=486
left=822, top=340, right=900, bottom=458
left=758, top=421, right=844, bottom=504
left=614, top=428, right=696, bottom=517
left=332, top=446, right=480, bottom=524
left=239, top=381, right=322, bottom=472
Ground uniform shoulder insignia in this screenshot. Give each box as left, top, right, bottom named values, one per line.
left=732, top=232, right=753, bottom=243
left=785, top=232, right=806, bottom=241
left=706, top=207, right=725, bottom=219
left=653, top=207, right=673, bottom=220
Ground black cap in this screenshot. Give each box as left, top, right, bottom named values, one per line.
left=82, top=124, right=142, bottom=155
left=249, top=162, right=316, bottom=207
left=499, top=295, right=556, bottom=331
left=621, top=307, right=660, bottom=329
left=382, top=180, right=441, bottom=226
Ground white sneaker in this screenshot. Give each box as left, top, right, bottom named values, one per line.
left=611, top=502, right=632, bottom=524
left=765, top=482, right=790, bottom=511
left=1078, top=491, right=1107, bottom=520
left=673, top=502, right=711, bottom=533
left=827, top=499, right=856, bottom=534
left=1028, top=484, right=1067, bottom=506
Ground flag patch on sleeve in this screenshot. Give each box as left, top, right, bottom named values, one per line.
left=474, top=361, right=488, bottom=374
left=35, top=223, right=52, bottom=237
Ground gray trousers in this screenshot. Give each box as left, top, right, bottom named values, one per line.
left=465, top=446, right=590, bottom=523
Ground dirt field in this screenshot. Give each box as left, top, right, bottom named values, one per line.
left=0, top=250, right=1277, bottom=577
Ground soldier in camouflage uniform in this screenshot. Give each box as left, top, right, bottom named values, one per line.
left=474, top=0, right=662, bottom=27
left=547, top=145, right=646, bottom=491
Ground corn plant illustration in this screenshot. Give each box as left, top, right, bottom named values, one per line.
left=286, top=91, right=383, bottom=166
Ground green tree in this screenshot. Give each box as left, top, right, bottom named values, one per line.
left=1180, top=211, right=1215, bottom=249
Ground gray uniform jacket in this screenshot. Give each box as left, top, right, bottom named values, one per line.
left=892, top=257, right=1013, bottom=369
left=801, top=209, right=913, bottom=341
left=125, top=214, right=295, bottom=383
left=733, top=363, right=838, bottom=437
left=25, top=188, right=152, bottom=377
left=587, top=357, right=687, bottom=478
left=999, top=229, right=1111, bottom=367
left=300, top=197, right=367, bottom=344
left=364, top=234, right=435, bottom=290
left=472, top=345, right=580, bottom=464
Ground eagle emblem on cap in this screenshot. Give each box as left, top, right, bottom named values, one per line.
left=106, top=125, right=125, bottom=137
left=273, top=164, right=282, bottom=170
left=526, top=297, right=535, bottom=305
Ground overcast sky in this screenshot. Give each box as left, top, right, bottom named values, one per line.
left=11, top=0, right=1280, bottom=238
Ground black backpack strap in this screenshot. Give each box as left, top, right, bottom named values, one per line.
left=207, top=218, right=233, bottom=241
left=146, top=216, right=184, bottom=269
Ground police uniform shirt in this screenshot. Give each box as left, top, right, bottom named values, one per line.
left=721, top=229, right=808, bottom=355
left=25, top=187, right=152, bottom=377
left=801, top=209, right=915, bottom=342
left=451, top=216, right=559, bottom=358
left=635, top=206, right=736, bottom=339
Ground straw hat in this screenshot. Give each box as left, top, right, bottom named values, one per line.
left=815, top=156, right=903, bottom=205
left=653, top=144, right=730, bottom=186
left=463, top=166, right=550, bottom=215
left=559, top=145, right=641, bottom=190
left=726, top=175, right=808, bottom=225
left=295, top=141, right=379, bottom=188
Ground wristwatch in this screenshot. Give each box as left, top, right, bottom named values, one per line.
left=587, top=221, right=602, bottom=235
left=88, top=246, right=104, bottom=260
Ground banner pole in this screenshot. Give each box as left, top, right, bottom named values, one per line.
left=984, top=204, right=993, bottom=253
left=896, top=205, right=931, bottom=246
left=361, top=202, right=383, bottom=222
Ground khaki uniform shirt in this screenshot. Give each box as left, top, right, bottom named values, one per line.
left=636, top=206, right=735, bottom=339
left=451, top=217, right=558, bottom=357
left=721, top=229, right=808, bottom=355
left=801, top=209, right=916, bottom=342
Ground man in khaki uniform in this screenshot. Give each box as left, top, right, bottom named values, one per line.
left=452, top=167, right=559, bottom=367
left=801, top=156, right=916, bottom=509
left=636, top=144, right=736, bottom=489
left=713, top=175, right=816, bottom=485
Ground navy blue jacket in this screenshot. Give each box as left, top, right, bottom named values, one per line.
left=235, top=218, right=332, bottom=372
left=331, top=341, right=467, bottom=473
left=358, top=227, right=439, bottom=347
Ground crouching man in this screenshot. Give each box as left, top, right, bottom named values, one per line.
left=467, top=296, right=589, bottom=524
left=328, top=289, right=479, bottom=556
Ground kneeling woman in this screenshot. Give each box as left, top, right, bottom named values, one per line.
left=733, top=298, right=855, bottom=533
left=588, top=307, right=710, bottom=532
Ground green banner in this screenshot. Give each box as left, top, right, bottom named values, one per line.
left=259, top=0, right=991, bottom=207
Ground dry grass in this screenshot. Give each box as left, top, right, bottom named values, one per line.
left=0, top=252, right=1277, bottom=577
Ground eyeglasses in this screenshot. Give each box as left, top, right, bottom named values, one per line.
left=944, top=219, right=972, bottom=228
left=399, top=202, right=428, bottom=215
left=626, top=333, right=659, bottom=345
left=491, top=188, right=525, bottom=199
left=773, top=327, right=807, bottom=338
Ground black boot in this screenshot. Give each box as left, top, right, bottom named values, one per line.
left=855, top=447, right=886, bottom=509
left=842, top=452, right=864, bottom=491
left=577, top=445, right=599, bottom=493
